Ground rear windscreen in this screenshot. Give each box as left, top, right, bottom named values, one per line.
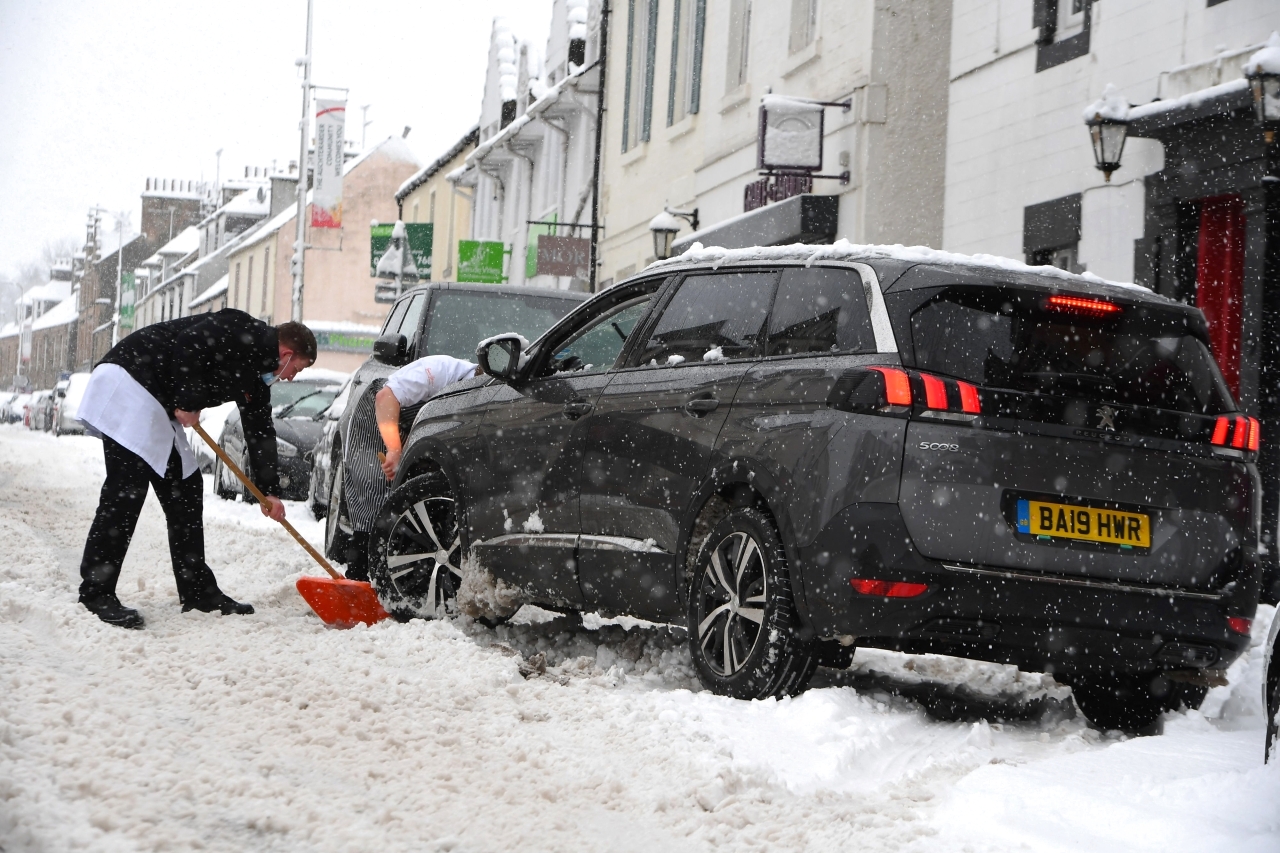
left=908, top=286, right=1235, bottom=415
left=424, top=291, right=580, bottom=360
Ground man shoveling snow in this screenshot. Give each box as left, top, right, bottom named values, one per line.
left=75, top=309, right=316, bottom=629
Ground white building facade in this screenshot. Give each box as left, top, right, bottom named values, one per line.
left=451, top=1, right=604, bottom=290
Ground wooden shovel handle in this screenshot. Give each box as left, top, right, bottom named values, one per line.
left=192, top=421, right=342, bottom=580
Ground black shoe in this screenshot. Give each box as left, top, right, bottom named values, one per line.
left=80, top=593, right=145, bottom=629
left=182, top=591, right=255, bottom=615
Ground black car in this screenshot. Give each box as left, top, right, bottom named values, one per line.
left=215, top=378, right=342, bottom=502
left=369, top=247, right=1263, bottom=732
left=319, top=281, right=588, bottom=564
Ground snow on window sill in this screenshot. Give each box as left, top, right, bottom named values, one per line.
left=782, top=38, right=822, bottom=79
left=664, top=113, right=698, bottom=142
left=719, top=84, right=752, bottom=115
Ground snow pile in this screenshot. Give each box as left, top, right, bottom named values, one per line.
left=654, top=237, right=1152, bottom=293
left=0, top=427, right=1277, bottom=852
left=455, top=555, right=525, bottom=621
left=566, top=0, right=589, bottom=42
left=1244, top=31, right=1280, bottom=76
left=494, top=19, right=518, bottom=102
left=1082, top=82, right=1130, bottom=122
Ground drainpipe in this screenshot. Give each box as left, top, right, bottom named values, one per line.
left=589, top=0, right=610, bottom=292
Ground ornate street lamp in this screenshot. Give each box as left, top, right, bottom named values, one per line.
left=648, top=207, right=699, bottom=261
left=1083, top=84, right=1130, bottom=183
left=1245, top=32, right=1280, bottom=144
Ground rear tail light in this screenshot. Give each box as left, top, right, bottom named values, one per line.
left=1046, top=294, right=1122, bottom=318
left=1227, top=616, right=1252, bottom=636
left=833, top=368, right=982, bottom=418
left=850, top=579, right=929, bottom=598
left=1210, top=415, right=1260, bottom=453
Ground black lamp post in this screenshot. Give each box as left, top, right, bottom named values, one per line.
left=1245, top=34, right=1280, bottom=144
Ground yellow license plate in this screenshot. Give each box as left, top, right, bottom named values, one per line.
left=1015, top=499, right=1150, bottom=548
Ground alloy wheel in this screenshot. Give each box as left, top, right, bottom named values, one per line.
left=694, top=531, right=768, bottom=677
left=384, top=496, right=462, bottom=616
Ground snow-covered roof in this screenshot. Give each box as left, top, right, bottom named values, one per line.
left=188, top=272, right=229, bottom=308
left=22, top=280, right=72, bottom=305
left=222, top=187, right=271, bottom=217
left=94, top=229, right=142, bottom=261
left=650, top=239, right=1150, bottom=294
left=157, top=226, right=200, bottom=257
left=31, top=295, right=78, bottom=331
left=0, top=321, right=17, bottom=339
left=235, top=136, right=420, bottom=254
left=396, top=126, right=480, bottom=200
left=1127, top=77, right=1250, bottom=122
left=466, top=64, right=595, bottom=170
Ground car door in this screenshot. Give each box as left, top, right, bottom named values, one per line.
left=576, top=269, right=780, bottom=620
left=468, top=280, right=666, bottom=608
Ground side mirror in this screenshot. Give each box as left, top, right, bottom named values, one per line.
left=373, top=333, right=408, bottom=366
left=476, top=334, right=525, bottom=383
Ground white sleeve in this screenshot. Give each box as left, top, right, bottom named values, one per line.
left=385, top=359, right=433, bottom=405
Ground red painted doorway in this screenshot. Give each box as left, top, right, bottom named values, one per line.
left=1195, top=194, right=1246, bottom=398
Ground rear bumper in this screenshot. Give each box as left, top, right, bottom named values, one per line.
left=798, top=502, right=1259, bottom=678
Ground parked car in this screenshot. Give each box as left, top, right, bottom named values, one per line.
left=370, top=247, right=1263, bottom=733
left=318, top=282, right=588, bottom=564
left=212, top=374, right=345, bottom=502
left=6, top=392, right=33, bottom=425
left=306, top=377, right=353, bottom=520
left=0, top=392, right=15, bottom=422
left=53, top=372, right=92, bottom=435
left=26, top=390, right=54, bottom=431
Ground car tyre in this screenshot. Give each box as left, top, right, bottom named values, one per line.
left=324, top=454, right=354, bottom=562
left=213, top=458, right=236, bottom=501
left=1266, top=632, right=1280, bottom=762
left=368, top=473, right=463, bottom=622
left=687, top=508, right=818, bottom=700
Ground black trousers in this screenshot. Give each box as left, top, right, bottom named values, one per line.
left=79, top=435, right=220, bottom=604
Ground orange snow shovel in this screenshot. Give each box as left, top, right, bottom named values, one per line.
left=192, top=423, right=388, bottom=628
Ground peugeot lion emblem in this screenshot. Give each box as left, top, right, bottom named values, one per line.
left=1097, top=405, right=1117, bottom=431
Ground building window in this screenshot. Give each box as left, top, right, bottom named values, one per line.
left=233, top=262, right=241, bottom=308
left=623, top=0, right=659, bottom=151
left=1033, top=0, right=1093, bottom=72
left=262, top=247, right=270, bottom=315
left=1023, top=194, right=1082, bottom=272
left=788, top=0, right=817, bottom=55
left=668, top=0, right=706, bottom=125
left=726, top=0, right=752, bottom=93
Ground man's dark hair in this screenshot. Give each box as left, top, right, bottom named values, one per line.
left=277, top=322, right=318, bottom=363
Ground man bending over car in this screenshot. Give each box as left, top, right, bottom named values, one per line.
left=338, top=354, right=480, bottom=581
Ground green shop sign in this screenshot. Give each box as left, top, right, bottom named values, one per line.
left=370, top=222, right=433, bottom=278
left=457, top=240, right=509, bottom=284
left=314, top=330, right=378, bottom=353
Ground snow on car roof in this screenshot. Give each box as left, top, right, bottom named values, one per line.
left=649, top=238, right=1151, bottom=294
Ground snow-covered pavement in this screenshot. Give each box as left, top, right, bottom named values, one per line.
left=0, top=425, right=1276, bottom=852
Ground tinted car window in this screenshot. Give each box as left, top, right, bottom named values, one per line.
left=382, top=298, right=410, bottom=335
left=768, top=267, right=875, bottom=356
left=271, top=382, right=336, bottom=409
left=399, top=294, right=427, bottom=341
left=550, top=297, right=652, bottom=375
left=910, top=286, right=1235, bottom=414
left=633, top=272, right=777, bottom=365
left=424, top=291, right=580, bottom=360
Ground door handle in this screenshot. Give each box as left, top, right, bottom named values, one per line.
left=563, top=400, right=594, bottom=419
left=683, top=397, right=719, bottom=416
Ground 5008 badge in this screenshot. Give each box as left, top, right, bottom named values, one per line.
left=919, top=441, right=960, bottom=452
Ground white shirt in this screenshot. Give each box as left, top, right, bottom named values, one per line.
left=77, top=364, right=200, bottom=479
left=385, top=356, right=478, bottom=406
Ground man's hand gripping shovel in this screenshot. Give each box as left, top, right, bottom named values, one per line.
left=191, top=422, right=388, bottom=628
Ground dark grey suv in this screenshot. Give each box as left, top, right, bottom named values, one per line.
left=370, top=248, right=1262, bottom=731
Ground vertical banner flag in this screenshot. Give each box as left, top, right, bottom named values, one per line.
left=312, top=99, right=346, bottom=228
left=118, top=272, right=136, bottom=336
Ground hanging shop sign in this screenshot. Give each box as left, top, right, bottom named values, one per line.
left=370, top=222, right=433, bottom=277
left=312, top=99, right=347, bottom=228
left=457, top=240, right=509, bottom=284
left=758, top=95, right=825, bottom=172
left=536, top=236, right=592, bottom=279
